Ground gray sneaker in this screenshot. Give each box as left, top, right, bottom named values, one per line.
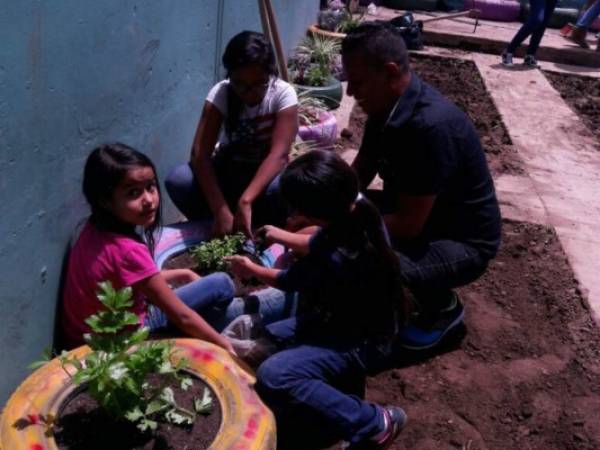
left=501, top=51, right=513, bottom=66
left=523, top=54, right=540, bottom=68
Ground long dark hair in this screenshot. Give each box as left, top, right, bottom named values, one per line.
left=82, top=143, right=162, bottom=254
left=280, top=150, right=408, bottom=320
left=222, top=31, right=277, bottom=141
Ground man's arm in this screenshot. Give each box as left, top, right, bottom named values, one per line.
left=351, top=149, right=378, bottom=191
left=382, top=193, right=436, bottom=239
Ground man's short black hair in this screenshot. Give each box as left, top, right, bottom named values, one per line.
left=341, top=21, right=409, bottom=73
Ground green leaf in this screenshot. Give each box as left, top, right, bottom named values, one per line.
left=194, top=388, right=213, bottom=415
left=160, top=387, right=176, bottom=405
left=145, top=400, right=166, bottom=416
left=125, top=407, right=144, bottom=422
left=180, top=377, right=193, bottom=391
left=165, top=409, right=193, bottom=425
left=28, top=345, right=53, bottom=370
left=137, top=418, right=157, bottom=432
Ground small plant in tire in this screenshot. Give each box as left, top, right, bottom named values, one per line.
left=190, top=232, right=247, bottom=273
left=30, top=281, right=213, bottom=433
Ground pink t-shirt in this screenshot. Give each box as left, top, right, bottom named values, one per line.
left=62, top=221, right=159, bottom=348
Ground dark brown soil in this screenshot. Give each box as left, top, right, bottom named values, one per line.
left=337, top=54, right=524, bottom=176
left=367, top=220, right=600, bottom=450
left=544, top=71, right=600, bottom=148
left=163, top=250, right=265, bottom=297
left=54, top=373, right=222, bottom=450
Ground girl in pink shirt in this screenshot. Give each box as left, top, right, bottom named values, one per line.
left=62, top=143, right=237, bottom=352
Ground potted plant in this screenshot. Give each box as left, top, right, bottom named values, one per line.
left=310, top=0, right=365, bottom=40
left=297, top=93, right=338, bottom=150
left=0, top=282, right=276, bottom=450
left=289, top=34, right=344, bottom=110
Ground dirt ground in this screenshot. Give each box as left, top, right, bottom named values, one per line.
left=544, top=71, right=600, bottom=149
left=367, top=220, right=600, bottom=450
left=333, top=54, right=600, bottom=449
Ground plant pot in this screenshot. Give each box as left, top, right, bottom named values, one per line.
left=0, top=339, right=276, bottom=450
left=298, top=110, right=338, bottom=150
left=154, top=220, right=284, bottom=270
left=293, top=78, right=344, bottom=110
left=308, top=23, right=347, bottom=41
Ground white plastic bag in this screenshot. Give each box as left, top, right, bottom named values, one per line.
left=222, top=314, right=278, bottom=366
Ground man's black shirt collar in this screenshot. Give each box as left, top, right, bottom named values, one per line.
left=384, top=72, right=422, bottom=129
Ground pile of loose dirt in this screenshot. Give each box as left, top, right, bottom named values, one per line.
left=367, top=220, right=600, bottom=450
left=544, top=71, right=600, bottom=148
left=337, top=54, right=524, bottom=176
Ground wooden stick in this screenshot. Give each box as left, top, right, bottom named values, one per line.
left=258, top=0, right=289, bottom=81
left=420, top=9, right=481, bottom=24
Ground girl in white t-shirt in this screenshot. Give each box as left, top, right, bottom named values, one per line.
left=166, top=31, right=298, bottom=237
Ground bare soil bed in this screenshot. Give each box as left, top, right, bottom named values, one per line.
left=367, top=219, right=600, bottom=450
left=544, top=71, right=600, bottom=148
left=337, top=53, right=524, bottom=176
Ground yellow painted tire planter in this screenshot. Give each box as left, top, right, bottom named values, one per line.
left=0, top=338, right=276, bottom=450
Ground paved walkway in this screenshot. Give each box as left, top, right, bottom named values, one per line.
left=333, top=49, right=600, bottom=325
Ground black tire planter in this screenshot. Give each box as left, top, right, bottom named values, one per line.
left=293, top=78, right=344, bottom=110
left=519, top=4, right=579, bottom=29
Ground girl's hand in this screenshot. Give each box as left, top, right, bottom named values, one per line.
left=224, top=255, right=256, bottom=279
left=213, top=207, right=234, bottom=237
left=161, top=269, right=201, bottom=286
left=255, top=225, right=284, bottom=247
left=233, top=200, right=252, bottom=238
left=218, top=336, right=238, bottom=356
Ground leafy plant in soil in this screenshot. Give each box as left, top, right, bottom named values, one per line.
left=32, top=282, right=213, bottom=433
left=288, top=35, right=342, bottom=86
left=190, top=232, right=247, bottom=273
left=298, top=92, right=328, bottom=126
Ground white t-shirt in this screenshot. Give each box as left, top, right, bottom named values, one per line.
left=206, top=78, right=297, bottom=161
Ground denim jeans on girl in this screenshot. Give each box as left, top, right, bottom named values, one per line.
left=165, top=152, right=287, bottom=227
left=144, top=272, right=297, bottom=332
left=256, top=316, right=395, bottom=449
left=507, top=0, right=559, bottom=55
left=577, top=0, right=600, bottom=29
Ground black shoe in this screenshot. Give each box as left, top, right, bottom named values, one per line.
left=398, top=292, right=465, bottom=350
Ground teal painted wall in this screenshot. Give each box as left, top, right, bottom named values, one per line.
left=0, top=0, right=318, bottom=405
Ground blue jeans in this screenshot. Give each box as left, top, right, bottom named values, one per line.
left=507, top=0, right=558, bottom=55
left=395, top=239, right=488, bottom=312
left=257, top=317, right=394, bottom=448
left=144, top=273, right=297, bottom=332
left=165, top=155, right=286, bottom=227
left=577, top=0, right=600, bottom=29
left=367, top=190, right=492, bottom=312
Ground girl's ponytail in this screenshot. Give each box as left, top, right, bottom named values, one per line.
left=348, top=197, right=410, bottom=322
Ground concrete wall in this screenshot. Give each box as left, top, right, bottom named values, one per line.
left=0, top=0, right=318, bottom=405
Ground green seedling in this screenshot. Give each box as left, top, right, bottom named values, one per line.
left=32, top=281, right=212, bottom=433
left=190, top=232, right=246, bottom=273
